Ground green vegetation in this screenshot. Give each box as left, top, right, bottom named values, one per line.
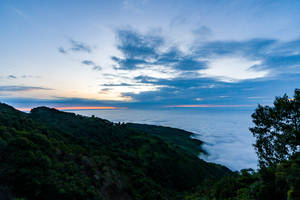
left=127, top=123, right=206, bottom=157
left=0, top=103, right=230, bottom=200
left=0, top=89, right=298, bottom=199
left=250, top=89, right=299, bottom=168
left=185, top=154, right=300, bottom=200
left=185, top=89, right=300, bottom=200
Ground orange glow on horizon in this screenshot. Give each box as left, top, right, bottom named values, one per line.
left=166, top=104, right=253, bottom=108
left=16, top=104, right=253, bottom=112
left=17, top=106, right=128, bottom=112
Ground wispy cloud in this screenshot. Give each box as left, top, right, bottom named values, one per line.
left=54, top=27, right=299, bottom=107
left=111, top=28, right=282, bottom=82
left=101, top=83, right=137, bottom=86
left=0, top=86, right=52, bottom=92
left=81, top=60, right=102, bottom=70
left=70, top=39, right=92, bottom=53
left=192, top=25, right=213, bottom=40
left=112, top=28, right=206, bottom=74
left=11, top=6, right=31, bottom=22
left=113, top=28, right=163, bottom=70
left=122, top=0, right=149, bottom=13
left=58, top=47, right=67, bottom=54
left=110, top=27, right=300, bottom=105
left=21, top=75, right=41, bottom=79
left=7, top=75, right=17, bottom=79
left=3, top=75, right=41, bottom=80
left=58, top=39, right=92, bottom=54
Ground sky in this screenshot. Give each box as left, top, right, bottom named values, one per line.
left=0, top=0, right=300, bottom=110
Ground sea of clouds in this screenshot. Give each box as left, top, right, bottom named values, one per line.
left=75, top=108, right=258, bottom=171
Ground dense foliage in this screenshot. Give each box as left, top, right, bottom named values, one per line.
left=250, top=89, right=299, bottom=168
left=0, top=103, right=230, bottom=200
left=185, top=89, right=300, bottom=200
left=127, top=123, right=206, bottom=157
left=0, top=89, right=298, bottom=200
left=185, top=153, right=299, bottom=200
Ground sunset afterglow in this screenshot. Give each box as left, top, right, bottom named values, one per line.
left=17, top=106, right=128, bottom=112
left=0, top=0, right=299, bottom=109
left=1, top=1, right=299, bottom=197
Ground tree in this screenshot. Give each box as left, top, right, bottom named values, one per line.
left=250, top=89, right=300, bottom=168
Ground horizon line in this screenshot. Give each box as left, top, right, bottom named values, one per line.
left=165, top=104, right=254, bottom=108
left=17, top=106, right=128, bottom=112
left=16, top=104, right=255, bottom=112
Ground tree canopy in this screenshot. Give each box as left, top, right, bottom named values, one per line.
left=250, top=89, right=299, bottom=168
left=0, top=103, right=231, bottom=200
left=186, top=89, right=300, bottom=200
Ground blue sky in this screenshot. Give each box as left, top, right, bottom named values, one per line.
left=0, top=0, right=299, bottom=109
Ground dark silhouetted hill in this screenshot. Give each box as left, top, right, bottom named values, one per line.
left=0, top=103, right=231, bottom=200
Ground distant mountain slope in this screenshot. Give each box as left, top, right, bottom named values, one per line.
left=126, top=123, right=206, bottom=157
left=0, top=103, right=231, bottom=200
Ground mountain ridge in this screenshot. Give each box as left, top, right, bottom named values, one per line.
left=0, top=103, right=231, bottom=200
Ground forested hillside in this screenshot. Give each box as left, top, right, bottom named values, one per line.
left=1, top=88, right=298, bottom=200
left=0, top=103, right=230, bottom=200
left=126, top=123, right=206, bottom=157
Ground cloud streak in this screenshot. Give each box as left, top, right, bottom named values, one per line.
left=81, top=60, right=102, bottom=70
left=105, top=27, right=300, bottom=106
left=70, top=39, right=92, bottom=53
left=0, top=86, right=52, bottom=92
left=58, top=39, right=93, bottom=54
left=52, top=27, right=300, bottom=108
left=7, top=75, right=17, bottom=79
